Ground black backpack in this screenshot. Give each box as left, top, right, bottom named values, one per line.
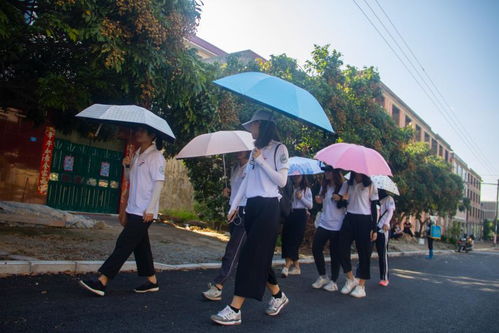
left=274, top=144, right=293, bottom=219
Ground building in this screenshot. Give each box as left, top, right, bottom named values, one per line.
left=378, top=83, right=452, bottom=163
left=481, top=201, right=498, bottom=221
left=379, top=82, right=482, bottom=236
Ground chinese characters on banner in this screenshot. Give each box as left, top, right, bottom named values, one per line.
left=37, top=126, right=56, bottom=195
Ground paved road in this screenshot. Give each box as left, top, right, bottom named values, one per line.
left=1, top=252, right=498, bottom=333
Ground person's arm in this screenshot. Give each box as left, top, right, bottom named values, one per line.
left=145, top=180, right=164, bottom=216
left=301, top=187, right=313, bottom=209
left=254, top=154, right=287, bottom=187
left=379, top=200, right=395, bottom=228
left=122, top=155, right=132, bottom=180
left=228, top=172, right=249, bottom=216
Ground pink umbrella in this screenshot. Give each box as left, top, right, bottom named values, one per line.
left=314, top=143, right=392, bottom=176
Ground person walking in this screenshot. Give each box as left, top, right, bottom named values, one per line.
left=374, top=189, right=395, bottom=287
left=203, top=151, right=250, bottom=301
left=79, top=127, right=165, bottom=296
left=338, top=171, right=378, bottom=298
left=281, top=174, right=313, bottom=278
left=426, top=218, right=434, bottom=259
left=210, top=110, right=290, bottom=326
left=311, top=166, right=348, bottom=292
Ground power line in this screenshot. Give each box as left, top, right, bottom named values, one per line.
left=353, top=0, right=497, bottom=175
left=371, top=0, right=499, bottom=175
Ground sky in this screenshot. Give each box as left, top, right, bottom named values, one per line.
left=196, top=0, right=499, bottom=201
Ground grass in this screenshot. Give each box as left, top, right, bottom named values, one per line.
left=161, top=209, right=199, bottom=222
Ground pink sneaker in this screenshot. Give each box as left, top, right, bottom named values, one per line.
left=378, top=280, right=389, bottom=287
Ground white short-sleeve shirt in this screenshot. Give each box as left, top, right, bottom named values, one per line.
left=245, top=140, right=289, bottom=199
left=229, top=162, right=248, bottom=207
left=126, top=145, right=166, bottom=218
left=339, top=181, right=378, bottom=215
left=318, top=182, right=347, bottom=231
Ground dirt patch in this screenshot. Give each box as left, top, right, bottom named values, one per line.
left=0, top=220, right=228, bottom=265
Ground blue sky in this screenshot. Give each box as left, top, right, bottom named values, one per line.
left=197, top=0, right=499, bottom=201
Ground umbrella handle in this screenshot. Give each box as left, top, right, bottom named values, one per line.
left=95, top=123, right=103, bottom=137
left=222, top=154, right=228, bottom=189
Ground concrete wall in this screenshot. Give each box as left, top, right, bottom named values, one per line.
left=159, top=158, right=195, bottom=212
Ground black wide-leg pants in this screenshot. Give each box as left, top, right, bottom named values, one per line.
left=339, top=213, right=373, bottom=280
left=234, top=196, right=280, bottom=301
left=99, top=213, right=155, bottom=279
left=281, top=208, right=308, bottom=261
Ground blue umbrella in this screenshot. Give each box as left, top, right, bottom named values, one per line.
left=288, top=157, right=324, bottom=176
left=213, top=72, right=334, bottom=133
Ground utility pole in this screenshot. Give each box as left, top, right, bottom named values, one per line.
left=495, top=179, right=499, bottom=246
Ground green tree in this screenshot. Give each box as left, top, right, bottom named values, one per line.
left=394, top=142, right=464, bottom=234
left=483, top=219, right=495, bottom=241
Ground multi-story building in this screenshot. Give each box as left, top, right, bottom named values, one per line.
left=481, top=201, right=498, bottom=221
left=378, top=83, right=482, bottom=236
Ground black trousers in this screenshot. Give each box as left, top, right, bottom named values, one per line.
left=312, top=227, right=340, bottom=282
left=234, top=197, right=280, bottom=301
left=375, top=229, right=389, bottom=281
left=427, top=237, right=434, bottom=250
left=213, top=209, right=247, bottom=285
left=281, top=208, right=307, bottom=261
left=99, top=213, right=155, bottom=279
left=339, top=213, right=373, bottom=280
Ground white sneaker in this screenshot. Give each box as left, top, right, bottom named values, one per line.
left=312, top=276, right=330, bottom=289
left=323, top=281, right=338, bottom=292
left=210, top=305, right=241, bottom=326
left=350, top=285, right=366, bottom=298
left=265, top=292, right=289, bottom=316
left=288, top=267, right=301, bottom=276
left=341, top=278, right=358, bottom=295
left=202, top=283, right=222, bottom=301
left=281, top=267, right=289, bottom=278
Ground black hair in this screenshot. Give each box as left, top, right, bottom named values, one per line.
left=348, top=171, right=372, bottom=187
left=292, top=175, right=309, bottom=191
left=379, top=189, right=388, bottom=199
left=144, top=127, right=163, bottom=150
left=320, top=169, right=344, bottom=196
left=254, top=120, right=280, bottom=149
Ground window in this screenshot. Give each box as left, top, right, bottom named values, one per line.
left=415, top=125, right=422, bottom=141
left=431, top=139, right=438, bottom=154
left=392, top=105, right=400, bottom=126
left=424, top=132, right=430, bottom=143
left=445, top=150, right=449, bottom=162
left=405, top=115, right=412, bottom=127
left=376, top=95, right=385, bottom=108
left=438, top=144, right=443, bottom=157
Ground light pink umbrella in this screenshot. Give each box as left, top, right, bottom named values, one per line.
left=314, top=143, right=392, bottom=176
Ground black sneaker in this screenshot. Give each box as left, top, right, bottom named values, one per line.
left=79, top=279, right=106, bottom=296
left=134, top=281, right=159, bottom=293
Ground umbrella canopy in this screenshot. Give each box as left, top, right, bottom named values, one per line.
left=314, top=143, right=392, bottom=176
left=371, top=175, right=400, bottom=196
left=76, top=104, right=175, bottom=142
left=176, top=130, right=254, bottom=159
left=288, top=157, right=324, bottom=176
left=213, top=72, right=334, bottom=133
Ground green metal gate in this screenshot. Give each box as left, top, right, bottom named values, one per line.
left=47, top=139, right=123, bottom=213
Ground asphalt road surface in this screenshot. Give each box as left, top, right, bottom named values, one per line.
left=1, top=252, right=498, bottom=333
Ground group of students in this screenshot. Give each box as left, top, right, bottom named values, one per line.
left=77, top=109, right=395, bottom=327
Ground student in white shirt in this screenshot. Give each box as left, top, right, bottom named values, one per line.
left=79, top=127, right=165, bottom=296
left=211, top=110, right=290, bottom=326
left=375, top=189, right=395, bottom=287
left=311, top=166, right=348, bottom=292
left=203, top=151, right=250, bottom=301
left=338, top=171, right=379, bottom=299
left=280, top=174, right=313, bottom=278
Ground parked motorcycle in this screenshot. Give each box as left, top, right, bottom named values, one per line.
left=456, top=234, right=474, bottom=253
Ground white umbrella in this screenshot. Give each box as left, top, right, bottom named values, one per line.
left=176, top=131, right=254, bottom=159
left=371, top=175, right=400, bottom=196
left=176, top=130, right=254, bottom=187
left=76, top=104, right=175, bottom=142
